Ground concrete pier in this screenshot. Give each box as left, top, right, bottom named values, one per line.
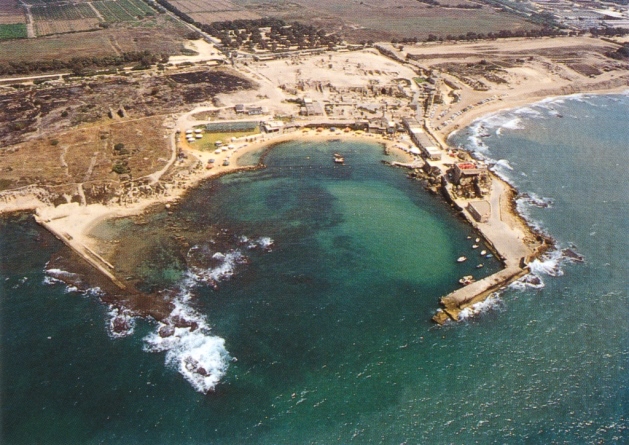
left=34, top=214, right=127, bottom=290
left=433, top=267, right=529, bottom=324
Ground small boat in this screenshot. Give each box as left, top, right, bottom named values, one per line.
left=466, top=236, right=472, bottom=240
left=476, top=264, right=484, bottom=269
left=475, top=238, right=480, bottom=243
left=459, top=275, right=475, bottom=286
left=480, top=250, right=487, bottom=256
left=457, top=256, right=467, bottom=263
left=486, top=254, right=493, bottom=258
left=334, top=156, right=345, bottom=164
left=472, top=244, right=479, bottom=249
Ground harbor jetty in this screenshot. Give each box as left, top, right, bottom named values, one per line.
left=401, top=121, right=548, bottom=324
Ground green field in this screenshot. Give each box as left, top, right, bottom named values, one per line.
left=32, top=4, right=98, bottom=21
left=186, top=127, right=261, bottom=151
left=93, top=0, right=154, bottom=22
left=0, top=24, right=27, bottom=40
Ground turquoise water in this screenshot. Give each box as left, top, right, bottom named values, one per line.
left=2, top=93, right=628, bottom=443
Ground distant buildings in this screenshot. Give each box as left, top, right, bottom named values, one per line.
left=234, top=104, right=267, bottom=115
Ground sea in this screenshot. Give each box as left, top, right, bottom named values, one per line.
left=1, top=92, right=628, bottom=444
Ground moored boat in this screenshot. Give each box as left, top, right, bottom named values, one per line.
left=457, top=256, right=467, bottom=263
left=459, top=275, right=475, bottom=286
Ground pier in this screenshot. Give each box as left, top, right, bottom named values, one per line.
left=34, top=205, right=127, bottom=290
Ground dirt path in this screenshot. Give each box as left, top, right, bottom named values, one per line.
left=21, top=2, right=36, bottom=38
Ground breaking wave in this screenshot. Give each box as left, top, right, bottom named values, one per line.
left=512, top=247, right=583, bottom=292
left=44, top=267, right=104, bottom=297
left=143, top=237, right=272, bottom=393
left=458, top=294, right=504, bottom=321
left=143, top=294, right=231, bottom=394
left=107, top=306, right=137, bottom=338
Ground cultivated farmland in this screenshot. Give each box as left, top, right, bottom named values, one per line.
left=0, top=15, right=189, bottom=63
left=231, top=0, right=537, bottom=42
left=167, top=0, right=261, bottom=23
left=0, top=0, right=25, bottom=24
left=0, top=22, right=26, bottom=39
left=93, top=0, right=155, bottom=22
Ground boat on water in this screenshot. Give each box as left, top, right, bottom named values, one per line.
left=476, top=264, right=484, bottom=269
left=333, top=155, right=345, bottom=164
left=480, top=250, right=487, bottom=256
left=475, top=238, right=480, bottom=243
left=459, top=275, right=475, bottom=286
left=457, top=256, right=467, bottom=263
left=472, top=244, right=479, bottom=249
left=486, top=253, right=493, bottom=258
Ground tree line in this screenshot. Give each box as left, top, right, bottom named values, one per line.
left=153, top=0, right=341, bottom=51
left=0, top=51, right=169, bottom=76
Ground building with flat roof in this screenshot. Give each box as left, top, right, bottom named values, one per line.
left=403, top=119, right=441, bottom=160
left=467, top=201, right=491, bottom=223
left=262, top=120, right=284, bottom=133
left=452, top=162, right=488, bottom=185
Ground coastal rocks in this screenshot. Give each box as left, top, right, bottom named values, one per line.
left=107, top=306, right=136, bottom=338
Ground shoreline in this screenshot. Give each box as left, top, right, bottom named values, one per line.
left=2, top=87, right=627, bottom=324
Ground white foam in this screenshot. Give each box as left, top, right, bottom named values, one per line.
left=495, top=159, right=514, bottom=171
left=144, top=298, right=230, bottom=394
left=45, top=268, right=81, bottom=283
left=529, top=249, right=564, bottom=278
left=256, top=236, right=274, bottom=250
left=107, top=306, right=136, bottom=338
left=458, top=294, right=503, bottom=321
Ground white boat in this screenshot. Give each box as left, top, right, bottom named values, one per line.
left=459, top=275, right=475, bottom=285
left=480, top=250, right=487, bottom=256
left=476, top=264, right=484, bottom=269
left=486, top=254, right=493, bottom=258
left=472, top=244, right=479, bottom=249
left=457, top=256, right=467, bottom=263
left=475, top=238, right=480, bottom=243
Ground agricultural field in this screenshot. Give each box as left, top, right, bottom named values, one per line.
left=231, top=0, right=537, bottom=42
left=0, top=15, right=189, bottom=62
left=167, top=0, right=260, bottom=23
left=0, top=0, right=25, bottom=24
left=31, top=3, right=101, bottom=35
left=93, top=0, right=155, bottom=23
left=0, top=22, right=26, bottom=39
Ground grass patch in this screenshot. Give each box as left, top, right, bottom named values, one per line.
left=186, top=128, right=260, bottom=150
left=0, top=24, right=27, bottom=40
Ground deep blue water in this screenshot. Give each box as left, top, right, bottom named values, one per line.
left=2, top=93, right=628, bottom=443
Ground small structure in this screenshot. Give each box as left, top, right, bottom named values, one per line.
left=234, top=104, right=245, bottom=114
left=467, top=201, right=491, bottom=223
left=452, top=162, right=489, bottom=185
left=262, top=120, right=284, bottom=133
left=247, top=106, right=265, bottom=115
left=300, top=100, right=325, bottom=116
